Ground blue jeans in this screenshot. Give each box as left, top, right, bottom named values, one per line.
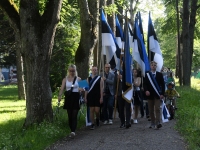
left=103, top=95, right=114, bottom=120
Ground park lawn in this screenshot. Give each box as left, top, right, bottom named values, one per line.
left=0, top=85, right=86, bottom=150
left=175, top=78, right=200, bottom=150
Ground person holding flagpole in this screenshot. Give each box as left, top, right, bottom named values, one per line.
left=101, top=63, right=115, bottom=125
left=144, top=61, right=165, bottom=129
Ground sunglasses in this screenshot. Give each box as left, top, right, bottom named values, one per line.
left=105, top=67, right=110, bottom=68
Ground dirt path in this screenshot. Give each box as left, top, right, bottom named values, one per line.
left=47, top=117, right=187, bottom=150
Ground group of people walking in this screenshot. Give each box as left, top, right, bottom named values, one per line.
left=58, top=61, right=178, bottom=138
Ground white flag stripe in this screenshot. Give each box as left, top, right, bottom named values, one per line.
left=154, top=53, right=163, bottom=72
left=132, top=39, right=145, bottom=77
left=105, top=46, right=115, bottom=63
left=149, top=36, right=162, bottom=55
left=149, top=35, right=163, bottom=72
left=123, top=88, right=133, bottom=102
left=102, top=33, right=116, bottom=49
left=102, top=32, right=117, bottom=64
left=116, top=37, right=122, bottom=49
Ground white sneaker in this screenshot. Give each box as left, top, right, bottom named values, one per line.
left=108, top=119, right=113, bottom=125
left=69, top=132, right=75, bottom=138
left=134, top=119, right=138, bottom=124
left=104, top=120, right=108, bottom=124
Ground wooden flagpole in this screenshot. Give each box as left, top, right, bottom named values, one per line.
left=114, top=48, right=123, bottom=119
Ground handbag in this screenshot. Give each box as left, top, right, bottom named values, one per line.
left=64, top=76, right=77, bottom=98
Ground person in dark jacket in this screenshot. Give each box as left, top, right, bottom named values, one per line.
left=144, top=61, right=165, bottom=129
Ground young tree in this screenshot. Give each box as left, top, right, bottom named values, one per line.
left=0, top=0, right=63, bottom=126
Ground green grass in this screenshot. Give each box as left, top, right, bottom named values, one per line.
left=0, top=85, right=86, bottom=150
left=175, top=78, right=200, bottom=150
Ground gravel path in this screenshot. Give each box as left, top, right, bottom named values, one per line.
left=47, top=117, right=187, bottom=150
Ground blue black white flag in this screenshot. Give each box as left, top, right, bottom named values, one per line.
left=138, top=12, right=145, bottom=43
left=122, top=16, right=133, bottom=103
left=101, top=10, right=121, bottom=69
left=115, top=15, right=124, bottom=51
left=147, top=12, right=163, bottom=72
left=133, top=18, right=150, bottom=77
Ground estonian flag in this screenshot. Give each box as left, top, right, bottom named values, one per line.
left=133, top=18, right=150, bottom=77
left=138, top=12, right=145, bottom=43
left=122, top=17, right=133, bottom=103
left=115, top=15, right=124, bottom=51
left=101, top=10, right=121, bottom=69
left=147, top=12, right=163, bottom=72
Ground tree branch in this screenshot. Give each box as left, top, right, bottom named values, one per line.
left=0, top=0, right=20, bottom=31
left=41, top=0, right=63, bottom=29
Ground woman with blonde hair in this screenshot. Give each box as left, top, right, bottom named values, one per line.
left=58, top=64, right=82, bottom=138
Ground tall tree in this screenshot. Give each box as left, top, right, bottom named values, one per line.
left=182, top=0, right=199, bottom=86
left=0, top=0, right=63, bottom=126
left=75, top=0, right=99, bottom=78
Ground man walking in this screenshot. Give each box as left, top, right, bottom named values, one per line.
left=144, top=61, right=165, bottom=129
left=101, top=63, right=115, bottom=125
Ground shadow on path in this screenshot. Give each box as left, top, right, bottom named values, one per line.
left=46, top=117, right=187, bottom=150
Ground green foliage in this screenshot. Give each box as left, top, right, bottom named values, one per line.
left=193, top=39, right=200, bottom=71
left=0, top=85, right=86, bottom=150
left=175, top=78, right=200, bottom=150
left=50, top=0, right=80, bottom=92
left=0, top=10, right=16, bottom=67
left=159, top=0, right=200, bottom=70
left=103, top=4, right=118, bottom=16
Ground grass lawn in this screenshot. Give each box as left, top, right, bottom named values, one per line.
left=0, top=85, right=86, bottom=150
left=175, top=78, right=200, bottom=150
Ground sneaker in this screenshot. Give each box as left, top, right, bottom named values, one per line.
left=96, top=119, right=100, bottom=127
left=131, top=119, right=134, bottom=124
left=126, top=124, right=131, bottom=129
left=134, top=119, right=138, bottom=124
left=149, top=124, right=155, bottom=129
left=69, top=132, right=75, bottom=138
left=104, top=120, right=108, bottom=125
left=108, top=119, right=113, bottom=125
left=156, top=124, right=162, bottom=129
left=120, top=123, right=125, bottom=128
left=90, top=124, right=95, bottom=130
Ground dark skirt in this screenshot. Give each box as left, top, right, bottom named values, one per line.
left=87, top=92, right=101, bottom=107
left=133, top=91, right=141, bottom=106
left=63, top=92, right=80, bottom=110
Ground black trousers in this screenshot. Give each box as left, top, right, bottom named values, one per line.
left=67, top=109, right=79, bottom=132
left=117, top=95, right=131, bottom=125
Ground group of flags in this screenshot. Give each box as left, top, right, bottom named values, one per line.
left=101, top=9, right=163, bottom=102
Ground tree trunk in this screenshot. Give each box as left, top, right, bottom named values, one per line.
left=20, top=0, right=62, bottom=126
left=182, top=0, right=190, bottom=86
left=75, top=0, right=98, bottom=79
left=15, top=33, right=26, bottom=100
left=175, top=0, right=182, bottom=85
left=1, top=0, right=63, bottom=126
left=189, top=0, right=198, bottom=75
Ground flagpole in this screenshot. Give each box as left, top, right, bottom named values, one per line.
left=114, top=50, right=123, bottom=119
